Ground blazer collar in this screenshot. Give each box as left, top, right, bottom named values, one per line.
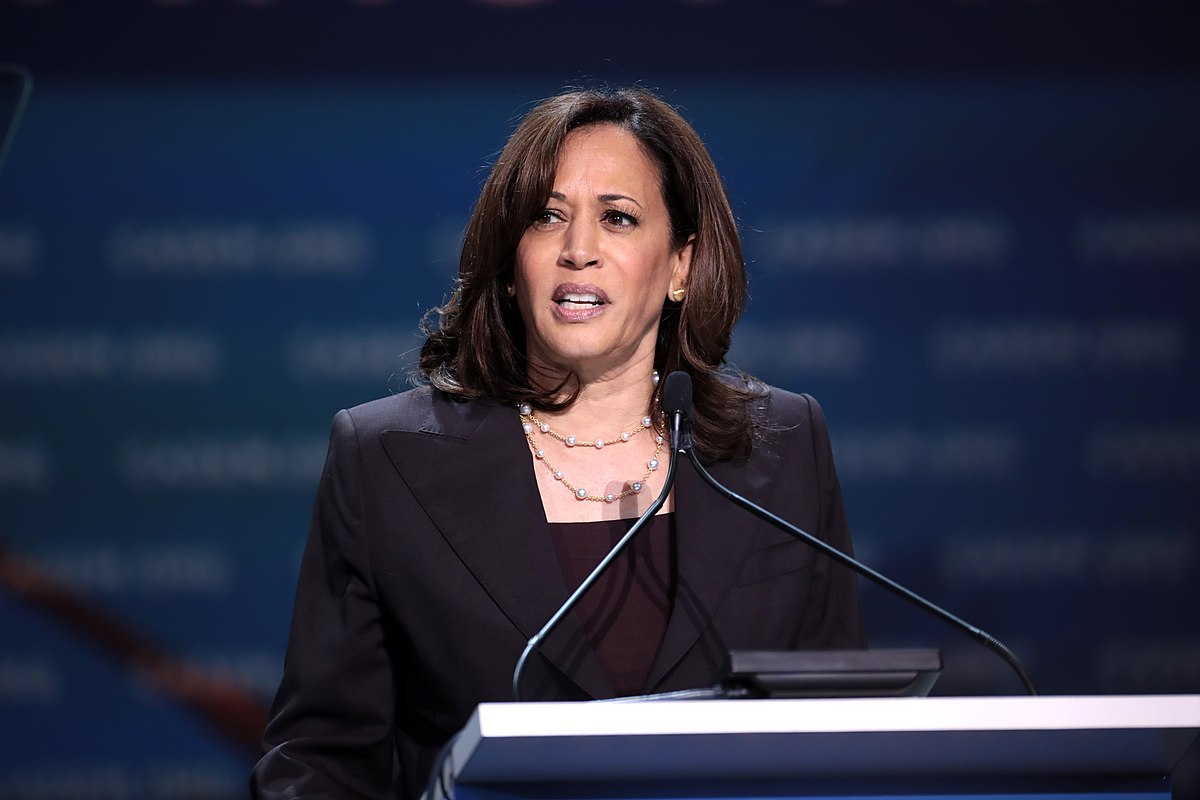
left=378, top=394, right=612, bottom=699
left=379, top=392, right=766, bottom=700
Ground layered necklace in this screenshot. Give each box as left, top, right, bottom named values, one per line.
left=519, top=371, right=665, bottom=503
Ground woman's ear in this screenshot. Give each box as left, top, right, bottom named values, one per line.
left=667, top=234, right=695, bottom=302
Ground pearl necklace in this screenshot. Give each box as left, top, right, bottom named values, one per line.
left=517, top=372, right=664, bottom=503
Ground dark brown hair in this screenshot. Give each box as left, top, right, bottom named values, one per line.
left=419, top=87, right=764, bottom=462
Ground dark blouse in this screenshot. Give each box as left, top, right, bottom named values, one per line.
left=548, top=512, right=675, bottom=697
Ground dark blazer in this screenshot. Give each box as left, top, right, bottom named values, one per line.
left=252, top=386, right=865, bottom=800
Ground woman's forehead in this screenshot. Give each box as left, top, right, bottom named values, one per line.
left=550, top=125, right=663, bottom=200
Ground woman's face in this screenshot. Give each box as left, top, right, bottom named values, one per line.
left=513, top=124, right=692, bottom=381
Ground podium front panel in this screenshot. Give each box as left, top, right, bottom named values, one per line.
left=438, top=696, right=1199, bottom=800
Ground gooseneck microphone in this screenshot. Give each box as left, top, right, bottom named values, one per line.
left=669, top=372, right=1037, bottom=696
left=662, top=370, right=693, bottom=454
left=510, top=372, right=693, bottom=702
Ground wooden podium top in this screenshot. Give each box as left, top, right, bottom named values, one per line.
left=447, top=695, right=1200, bottom=787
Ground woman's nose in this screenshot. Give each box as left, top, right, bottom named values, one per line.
left=558, top=221, right=601, bottom=269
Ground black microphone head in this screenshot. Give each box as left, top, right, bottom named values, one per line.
left=662, top=371, right=693, bottom=420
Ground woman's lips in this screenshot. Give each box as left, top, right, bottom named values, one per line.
left=551, top=284, right=609, bottom=321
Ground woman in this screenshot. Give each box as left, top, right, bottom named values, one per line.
left=252, top=87, right=865, bottom=800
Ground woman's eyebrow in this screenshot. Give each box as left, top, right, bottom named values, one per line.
left=599, top=193, right=643, bottom=208
left=548, top=191, right=644, bottom=209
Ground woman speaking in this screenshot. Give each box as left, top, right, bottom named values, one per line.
left=252, top=87, right=865, bottom=800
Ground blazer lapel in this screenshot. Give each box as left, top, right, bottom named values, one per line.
left=378, top=394, right=612, bottom=699
left=645, top=450, right=767, bottom=693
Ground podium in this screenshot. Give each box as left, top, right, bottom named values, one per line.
left=437, top=695, right=1200, bottom=800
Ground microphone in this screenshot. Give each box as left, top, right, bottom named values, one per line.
left=662, top=371, right=692, bottom=454
left=510, top=378, right=690, bottom=701
left=673, top=379, right=1037, bottom=696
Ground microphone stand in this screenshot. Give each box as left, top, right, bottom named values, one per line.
left=682, top=445, right=1038, bottom=696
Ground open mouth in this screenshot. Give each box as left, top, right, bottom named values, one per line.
left=553, top=284, right=610, bottom=311
left=556, top=292, right=605, bottom=310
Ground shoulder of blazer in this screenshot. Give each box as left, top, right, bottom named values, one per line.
left=342, top=386, right=503, bottom=442
left=741, top=385, right=822, bottom=464
left=757, top=385, right=817, bottom=429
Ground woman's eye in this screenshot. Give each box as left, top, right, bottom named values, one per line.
left=531, top=210, right=563, bottom=227
left=603, top=210, right=638, bottom=228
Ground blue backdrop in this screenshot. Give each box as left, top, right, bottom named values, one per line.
left=1, top=4, right=1198, bottom=798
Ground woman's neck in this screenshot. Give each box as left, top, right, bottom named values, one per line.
left=531, top=362, right=658, bottom=442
